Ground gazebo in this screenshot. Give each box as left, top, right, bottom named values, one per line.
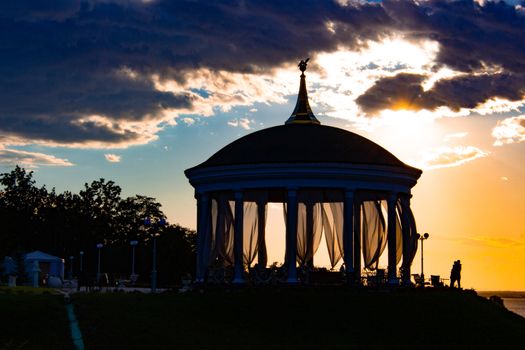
left=185, top=60, right=422, bottom=285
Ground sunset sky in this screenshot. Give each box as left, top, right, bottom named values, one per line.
left=1, top=0, right=524, bottom=290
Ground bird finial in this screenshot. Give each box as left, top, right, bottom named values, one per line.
left=285, top=58, right=320, bottom=125
left=298, top=58, right=309, bottom=73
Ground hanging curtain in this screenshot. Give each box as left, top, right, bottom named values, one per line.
left=361, top=200, right=387, bottom=270
left=256, top=197, right=269, bottom=267
left=242, top=201, right=259, bottom=267
left=282, top=202, right=288, bottom=264
left=295, top=201, right=323, bottom=266
left=211, top=194, right=234, bottom=267
left=225, top=200, right=235, bottom=265
left=321, top=203, right=343, bottom=269
left=406, top=203, right=419, bottom=265
left=398, top=198, right=416, bottom=269
left=209, top=198, right=218, bottom=263
left=296, top=202, right=307, bottom=266
left=395, top=202, right=403, bottom=265
left=213, top=199, right=235, bottom=267
left=319, top=190, right=343, bottom=269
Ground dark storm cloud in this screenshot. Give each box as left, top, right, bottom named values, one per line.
left=357, top=72, right=525, bottom=113
left=0, top=0, right=391, bottom=146
left=356, top=0, right=525, bottom=114
left=355, top=73, right=430, bottom=114
left=1, top=0, right=525, bottom=146
left=382, top=0, right=525, bottom=72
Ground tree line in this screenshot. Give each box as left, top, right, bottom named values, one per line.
left=0, top=166, right=196, bottom=286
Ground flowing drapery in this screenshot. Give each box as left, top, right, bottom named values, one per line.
left=210, top=193, right=267, bottom=269
left=207, top=189, right=417, bottom=274
left=361, top=200, right=387, bottom=270
left=395, top=202, right=403, bottom=266
left=209, top=198, right=218, bottom=264
left=404, top=200, right=419, bottom=265
left=321, top=190, right=344, bottom=269
left=322, top=201, right=343, bottom=268
left=210, top=196, right=234, bottom=266
left=256, top=199, right=268, bottom=267
left=296, top=202, right=323, bottom=266
left=242, top=201, right=259, bottom=266
left=283, top=197, right=324, bottom=267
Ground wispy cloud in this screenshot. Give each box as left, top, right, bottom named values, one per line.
left=418, top=146, right=489, bottom=170
left=182, top=117, right=195, bottom=126
left=0, top=147, right=73, bottom=168
left=444, top=132, right=468, bottom=141
left=227, top=118, right=253, bottom=130
left=492, top=115, right=525, bottom=146
left=442, top=233, right=525, bottom=249
left=462, top=236, right=525, bottom=249
left=104, top=154, right=121, bottom=163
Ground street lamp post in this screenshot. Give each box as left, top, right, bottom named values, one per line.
left=419, top=232, right=430, bottom=282
left=79, top=251, right=84, bottom=273
left=144, top=217, right=166, bottom=293
left=69, top=256, right=74, bottom=279
left=96, top=243, right=103, bottom=282
left=130, top=240, right=138, bottom=279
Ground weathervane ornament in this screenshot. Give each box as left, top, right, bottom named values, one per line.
left=285, top=58, right=319, bottom=124
left=298, top=58, right=309, bottom=74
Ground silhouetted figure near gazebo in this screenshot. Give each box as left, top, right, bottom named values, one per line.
left=450, top=260, right=462, bottom=288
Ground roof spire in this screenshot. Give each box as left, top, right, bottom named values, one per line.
left=285, top=58, right=320, bottom=125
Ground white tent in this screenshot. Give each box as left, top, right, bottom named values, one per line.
left=24, top=251, right=64, bottom=280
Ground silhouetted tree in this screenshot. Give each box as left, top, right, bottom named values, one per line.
left=0, top=166, right=196, bottom=286
left=117, top=195, right=164, bottom=243
left=0, top=166, right=48, bottom=256
left=156, top=224, right=197, bottom=284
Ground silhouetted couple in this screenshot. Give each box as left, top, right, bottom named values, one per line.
left=450, top=260, right=462, bottom=288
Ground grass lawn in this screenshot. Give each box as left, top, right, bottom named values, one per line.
left=72, top=287, right=525, bottom=350
left=1, top=286, right=523, bottom=349
left=0, top=287, right=72, bottom=350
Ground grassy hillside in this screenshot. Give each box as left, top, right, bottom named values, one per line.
left=73, top=287, right=525, bottom=350
left=1, top=287, right=523, bottom=349
left=0, top=288, right=71, bottom=350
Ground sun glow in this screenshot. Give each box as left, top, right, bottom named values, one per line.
left=314, top=37, right=439, bottom=100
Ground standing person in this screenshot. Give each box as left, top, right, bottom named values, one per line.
left=456, top=260, right=462, bottom=288
left=450, top=261, right=458, bottom=288
left=450, top=260, right=462, bottom=288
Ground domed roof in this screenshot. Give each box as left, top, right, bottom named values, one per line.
left=190, top=123, right=419, bottom=171
left=187, top=59, right=420, bottom=174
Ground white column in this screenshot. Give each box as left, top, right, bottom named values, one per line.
left=343, top=189, right=354, bottom=284
left=353, top=195, right=361, bottom=285
left=233, top=190, right=245, bottom=284
left=195, top=192, right=210, bottom=283
left=286, top=188, right=299, bottom=284
left=387, top=192, right=399, bottom=285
